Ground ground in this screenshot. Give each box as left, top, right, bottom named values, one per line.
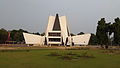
left=0, top=46, right=120, bottom=68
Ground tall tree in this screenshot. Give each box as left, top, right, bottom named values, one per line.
left=96, top=18, right=109, bottom=45
left=112, top=17, right=120, bottom=45
left=105, top=22, right=112, bottom=45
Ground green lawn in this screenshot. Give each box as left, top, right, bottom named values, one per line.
left=0, top=49, right=120, bottom=68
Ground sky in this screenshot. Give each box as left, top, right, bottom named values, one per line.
left=0, top=0, right=120, bottom=34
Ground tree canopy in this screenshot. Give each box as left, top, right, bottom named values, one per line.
left=112, top=18, right=120, bottom=45
left=96, top=17, right=120, bottom=45
left=77, top=32, right=85, bottom=35
left=0, top=28, right=8, bottom=43
left=96, top=18, right=109, bottom=45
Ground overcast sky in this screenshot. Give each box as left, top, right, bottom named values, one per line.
left=0, top=0, right=120, bottom=34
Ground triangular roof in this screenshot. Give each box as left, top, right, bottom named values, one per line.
left=52, top=14, right=61, bottom=31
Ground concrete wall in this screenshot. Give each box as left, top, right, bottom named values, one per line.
left=72, top=34, right=91, bottom=45
left=23, top=33, right=44, bottom=45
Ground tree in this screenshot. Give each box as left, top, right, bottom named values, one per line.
left=112, top=17, right=120, bottom=45
left=89, top=33, right=98, bottom=45
left=77, top=32, right=84, bottom=35
left=96, top=18, right=109, bottom=45
left=10, top=29, right=28, bottom=43
left=70, top=33, right=75, bottom=36
left=0, top=28, right=8, bottom=43
left=40, top=32, right=45, bottom=36
left=33, top=32, right=40, bottom=35
left=105, top=22, right=112, bottom=45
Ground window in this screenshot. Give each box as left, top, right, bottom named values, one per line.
left=48, top=33, right=61, bottom=36
left=49, top=38, right=61, bottom=42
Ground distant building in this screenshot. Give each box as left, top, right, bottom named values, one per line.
left=23, top=14, right=91, bottom=46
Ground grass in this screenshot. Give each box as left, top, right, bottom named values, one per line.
left=0, top=48, right=120, bottom=68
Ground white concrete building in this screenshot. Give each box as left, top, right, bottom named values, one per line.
left=45, top=14, right=71, bottom=45
left=23, top=14, right=91, bottom=46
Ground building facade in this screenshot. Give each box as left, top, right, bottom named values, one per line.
left=45, top=14, right=71, bottom=45
left=23, top=14, right=91, bottom=46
